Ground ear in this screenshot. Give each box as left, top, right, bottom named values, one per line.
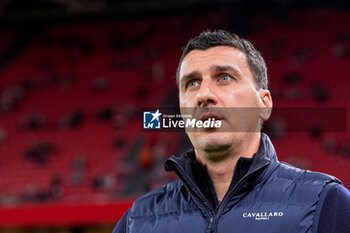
left=258, top=89, right=273, bottom=121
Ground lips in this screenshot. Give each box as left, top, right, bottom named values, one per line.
left=200, top=113, right=222, bottom=122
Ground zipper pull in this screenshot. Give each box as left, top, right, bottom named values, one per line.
left=215, top=201, right=221, bottom=213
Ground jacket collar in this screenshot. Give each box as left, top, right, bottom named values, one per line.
left=164, top=133, right=278, bottom=211
left=165, top=133, right=277, bottom=174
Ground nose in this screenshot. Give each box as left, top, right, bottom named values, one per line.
left=196, top=81, right=218, bottom=107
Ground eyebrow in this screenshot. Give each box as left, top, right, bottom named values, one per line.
left=179, top=65, right=242, bottom=88
left=180, top=71, right=201, bottom=88
left=210, top=65, right=242, bottom=78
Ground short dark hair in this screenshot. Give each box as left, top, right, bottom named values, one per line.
left=176, top=30, right=268, bottom=90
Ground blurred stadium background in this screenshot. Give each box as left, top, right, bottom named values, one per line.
left=0, top=0, right=349, bottom=232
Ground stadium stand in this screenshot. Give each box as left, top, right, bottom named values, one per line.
left=0, top=6, right=349, bottom=229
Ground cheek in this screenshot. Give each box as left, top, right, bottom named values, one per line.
left=179, top=94, right=195, bottom=107
left=185, top=131, right=197, bottom=147
left=226, top=88, right=260, bottom=107
left=179, top=95, right=194, bottom=118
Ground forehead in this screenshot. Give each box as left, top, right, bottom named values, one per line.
left=179, top=46, right=249, bottom=77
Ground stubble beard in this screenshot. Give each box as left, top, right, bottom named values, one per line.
left=191, top=132, right=237, bottom=162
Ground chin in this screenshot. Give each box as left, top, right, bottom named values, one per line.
left=197, top=132, right=232, bottom=152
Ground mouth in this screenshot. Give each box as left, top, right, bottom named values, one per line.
left=200, top=113, right=222, bottom=122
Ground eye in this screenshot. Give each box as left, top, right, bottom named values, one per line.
left=186, top=79, right=199, bottom=89
left=218, top=74, right=232, bottom=82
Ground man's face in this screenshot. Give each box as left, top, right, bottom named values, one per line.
left=178, top=46, right=271, bottom=156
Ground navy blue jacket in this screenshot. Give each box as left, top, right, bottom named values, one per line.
left=114, top=134, right=350, bottom=233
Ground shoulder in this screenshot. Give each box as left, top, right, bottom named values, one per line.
left=315, top=183, right=350, bottom=233
left=112, top=209, right=130, bottom=233
left=325, top=183, right=350, bottom=198
left=129, top=179, right=197, bottom=218
left=256, top=161, right=342, bottom=203
left=320, top=183, right=350, bottom=209
left=274, top=161, right=341, bottom=185
left=133, top=179, right=183, bottom=204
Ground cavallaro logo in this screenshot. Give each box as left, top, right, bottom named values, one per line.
left=242, top=211, right=284, bottom=221
left=143, top=109, right=222, bottom=130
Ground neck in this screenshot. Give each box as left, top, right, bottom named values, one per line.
left=195, top=132, right=261, bottom=201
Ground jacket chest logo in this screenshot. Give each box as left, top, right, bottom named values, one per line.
left=242, top=212, right=284, bottom=220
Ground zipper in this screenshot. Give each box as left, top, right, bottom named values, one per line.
left=209, top=161, right=270, bottom=233
left=171, top=159, right=214, bottom=218
left=219, top=161, right=269, bottom=213
left=214, top=201, right=221, bottom=213
left=169, top=157, right=270, bottom=233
